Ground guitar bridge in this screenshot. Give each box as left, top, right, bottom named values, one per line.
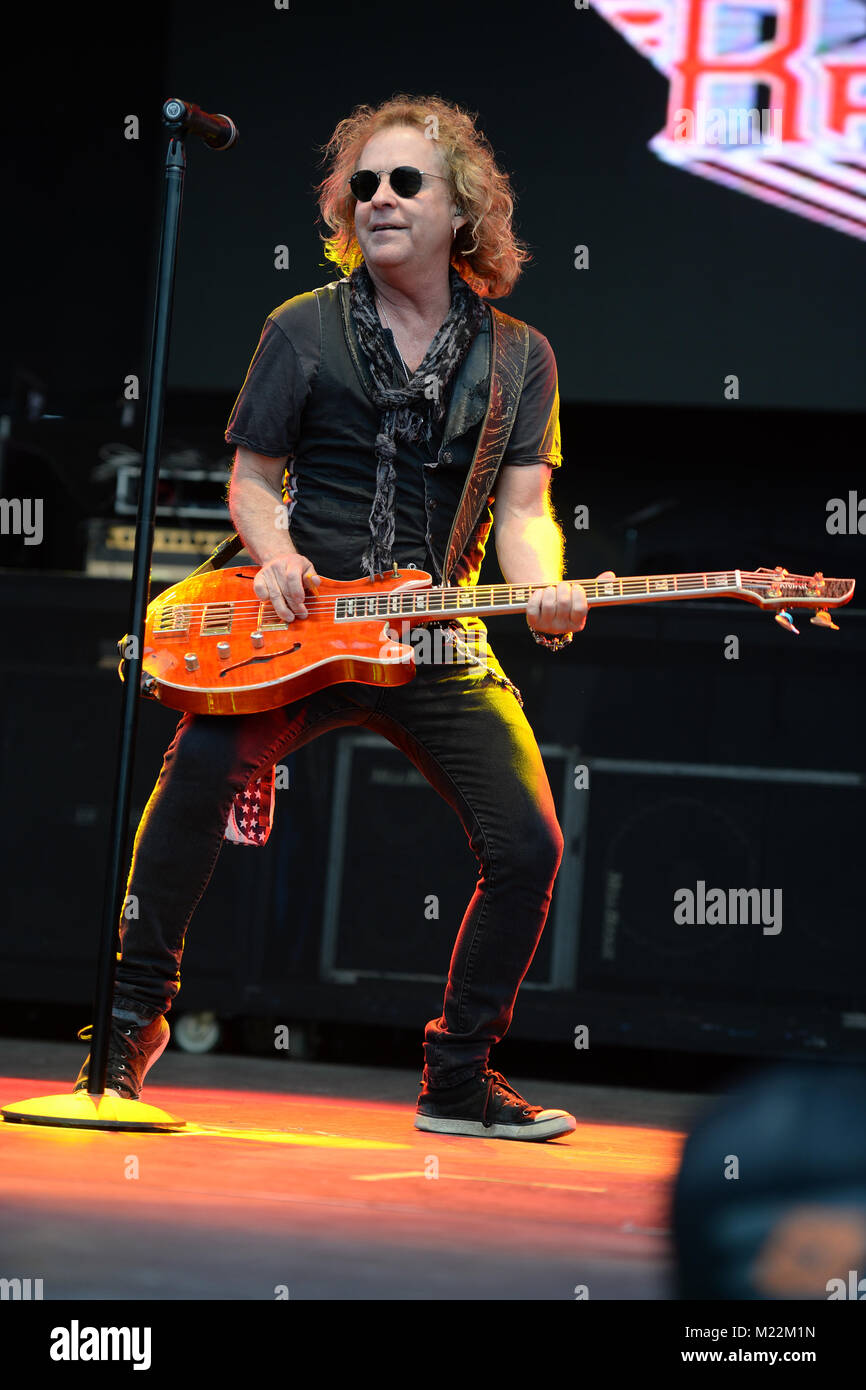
left=153, top=604, right=191, bottom=638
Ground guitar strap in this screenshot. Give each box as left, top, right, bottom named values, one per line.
left=217, top=296, right=530, bottom=846
left=440, top=304, right=529, bottom=584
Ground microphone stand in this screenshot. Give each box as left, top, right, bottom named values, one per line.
left=2, top=101, right=238, bottom=1132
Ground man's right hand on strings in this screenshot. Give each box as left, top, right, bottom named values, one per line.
left=253, top=553, right=321, bottom=623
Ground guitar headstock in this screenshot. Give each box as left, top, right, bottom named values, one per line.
left=738, top=568, right=855, bottom=633
left=741, top=568, right=855, bottom=607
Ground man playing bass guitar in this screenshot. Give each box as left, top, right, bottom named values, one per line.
left=74, top=94, right=610, bottom=1141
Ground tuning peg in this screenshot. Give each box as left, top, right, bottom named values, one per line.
left=810, top=608, right=839, bottom=630
left=775, top=609, right=799, bottom=635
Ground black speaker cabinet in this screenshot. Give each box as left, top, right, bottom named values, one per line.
left=319, top=734, right=584, bottom=989
left=577, top=757, right=865, bottom=1010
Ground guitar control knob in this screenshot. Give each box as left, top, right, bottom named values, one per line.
left=184, top=652, right=199, bottom=670
left=250, top=631, right=264, bottom=648
left=810, top=609, right=839, bottom=630
left=216, top=641, right=230, bottom=658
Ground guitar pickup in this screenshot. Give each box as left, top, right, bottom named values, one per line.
left=257, top=602, right=289, bottom=631
left=201, top=602, right=234, bottom=636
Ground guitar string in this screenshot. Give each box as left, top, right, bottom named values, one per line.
left=152, top=573, right=799, bottom=604
left=149, top=574, right=835, bottom=613
left=152, top=603, right=839, bottom=625
left=151, top=587, right=841, bottom=621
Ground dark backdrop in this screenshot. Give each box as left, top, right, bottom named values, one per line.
left=3, top=0, right=864, bottom=413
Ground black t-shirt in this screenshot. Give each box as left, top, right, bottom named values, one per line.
left=224, top=280, right=562, bottom=582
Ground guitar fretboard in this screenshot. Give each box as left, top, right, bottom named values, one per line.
left=334, top=571, right=743, bottom=621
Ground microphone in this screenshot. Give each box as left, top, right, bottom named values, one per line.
left=162, top=98, right=239, bottom=150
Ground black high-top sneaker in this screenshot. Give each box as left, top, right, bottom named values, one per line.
left=415, top=1067, right=577, bottom=1141
left=73, top=1014, right=170, bottom=1102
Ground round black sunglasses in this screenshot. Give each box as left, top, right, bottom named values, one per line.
left=349, top=166, right=449, bottom=201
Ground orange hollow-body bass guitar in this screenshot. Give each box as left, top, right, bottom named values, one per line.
left=125, top=565, right=855, bottom=716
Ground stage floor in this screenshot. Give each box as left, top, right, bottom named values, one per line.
left=0, top=1040, right=709, bottom=1299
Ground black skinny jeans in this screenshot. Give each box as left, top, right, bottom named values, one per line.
left=114, top=640, right=564, bottom=1087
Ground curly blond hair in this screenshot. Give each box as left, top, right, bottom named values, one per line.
left=314, top=93, right=530, bottom=299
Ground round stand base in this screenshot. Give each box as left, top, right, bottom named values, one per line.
left=1, top=1091, right=186, bottom=1132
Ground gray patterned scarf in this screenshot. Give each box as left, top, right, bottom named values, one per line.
left=348, top=260, right=486, bottom=580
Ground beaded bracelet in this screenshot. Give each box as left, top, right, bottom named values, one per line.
left=530, top=629, right=574, bottom=651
